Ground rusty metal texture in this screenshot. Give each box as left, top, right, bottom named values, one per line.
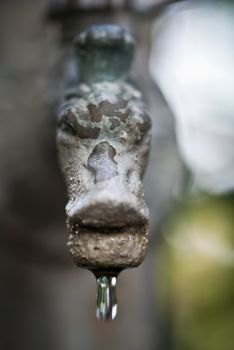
left=56, top=24, right=152, bottom=271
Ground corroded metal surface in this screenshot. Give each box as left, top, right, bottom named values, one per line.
left=67, top=225, right=149, bottom=269
left=57, top=24, right=151, bottom=270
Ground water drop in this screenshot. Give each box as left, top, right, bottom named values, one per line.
left=96, top=275, right=118, bottom=321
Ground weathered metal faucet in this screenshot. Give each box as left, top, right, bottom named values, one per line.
left=56, top=24, right=151, bottom=320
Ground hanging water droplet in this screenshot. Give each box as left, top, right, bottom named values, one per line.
left=96, top=275, right=118, bottom=321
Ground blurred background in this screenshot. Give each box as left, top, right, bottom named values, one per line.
left=0, top=0, right=233, bottom=349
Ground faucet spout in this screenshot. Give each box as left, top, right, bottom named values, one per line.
left=56, top=24, right=151, bottom=319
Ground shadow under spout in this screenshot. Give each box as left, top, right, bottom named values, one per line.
left=66, top=182, right=148, bottom=229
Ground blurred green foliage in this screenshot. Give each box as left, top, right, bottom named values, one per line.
left=154, top=194, right=234, bottom=350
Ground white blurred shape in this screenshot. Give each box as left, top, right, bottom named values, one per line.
left=150, top=1, right=234, bottom=193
